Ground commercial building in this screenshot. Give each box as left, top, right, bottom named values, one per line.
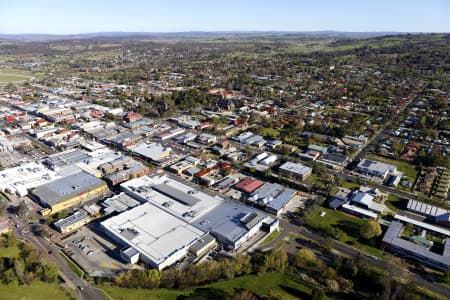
left=382, top=221, right=450, bottom=270
left=355, top=159, right=397, bottom=180
left=101, top=202, right=204, bottom=270
left=0, top=162, right=61, bottom=197
left=30, top=170, right=109, bottom=216
left=54, top=209, right=92, bottom=234
left=189, top=233, right=217, bottom=257
left=107, top=174, right=278, bottom=260
left=101, top=192, right=141, bottom=215
left=278, top=161, right=312, bottom=181
left=234, top=177, right=264, bottom=194
left=128, top=142, right=173, bottom=164
left=192, top=200, right=277, bottom=250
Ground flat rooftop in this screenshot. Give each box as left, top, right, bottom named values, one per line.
left=121, top=175, right=222, bottom=221
left=192, top=199, right=268, bottom=245
left=101, top=202, right=204, bottom=266
left=0, top=162, right=60, bottom=196
left=31, top=169, right=107, bottom=207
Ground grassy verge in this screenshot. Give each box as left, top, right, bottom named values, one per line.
left=59, top=251, right=85, bottom=279
left=99, top=272, right=311, bottom=300
left=260, top=229, right=282, bottom=246
left=0, top=282, right=71, bottom=300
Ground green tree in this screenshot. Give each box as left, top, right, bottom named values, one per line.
left=360, top=220, right=382, bottom=239
left=42, top=263, right=58, bottom=283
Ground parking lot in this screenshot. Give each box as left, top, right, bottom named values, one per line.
left=62, top=226, right=135, bottom=277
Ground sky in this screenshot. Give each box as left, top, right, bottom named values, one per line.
left=0, top=0, right=449, bottom=34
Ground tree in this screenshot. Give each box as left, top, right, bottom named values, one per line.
left=42, top=263, right=58, bottom=283
left=360, top=220, right=382, bottom=239
left=294, top=248, right=317, bottom=269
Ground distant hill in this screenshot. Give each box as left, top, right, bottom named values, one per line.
left=0, top=31, right=406, bottom=41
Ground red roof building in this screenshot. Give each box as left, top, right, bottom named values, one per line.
left=124, top=112, right=143, bottom=123
left=234, top=177, right=264, bottom=193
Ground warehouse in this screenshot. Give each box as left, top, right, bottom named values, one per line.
left=101, top=202, right=204, bottom=270
left=30, top=170, right=109, bottom=216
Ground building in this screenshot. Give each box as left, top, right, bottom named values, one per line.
left=117, top=175, right=277, bottom=251
left=355, top=159, right=397, bottom=179
left=382, top=221, right=450, bottom=270
left=192, top=200, right=278, bottom=250
left=128, top=142, right=173, bottom=164
left=54, top=209, right=92, bottom=234
left=0, top=162, right=61, bottom=197
left=406, top=199, right=449, bottom=227
left=234, top=177, right=264, bottom=194
left=189, top=233, right=217, bottom=257
left=30, top=170, right=109, bottom=216
left=278, top=161, right=312, bottom=181
left=101, top=192, right=141, bottom=215
left=101, top=202, right=204, bottom=270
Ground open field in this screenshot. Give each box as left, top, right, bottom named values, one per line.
left=0, top=69, right=33, bottom=84
left=100, top=272, right=311, bottom=300
left=306, top=207, right=385, bottom=257
left=0, top=282, right=71, bottom=300
left=0, top=246, right=20, bottom=258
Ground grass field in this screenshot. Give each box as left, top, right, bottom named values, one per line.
left=0, top=282, right=71, bottom=300
left=0, top=246, right=20, bottom=258
left=100, top=272, right=311, bottom=300
left=0, top=69, right=33, bottom=84
left=307, top=207, right=385, bottom=257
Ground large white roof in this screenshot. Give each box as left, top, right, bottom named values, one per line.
left=101, top=202, right=203, bottom=266
left=121, top=175, right=222, bottom=221
left=0, top=162, right=61, bottom=196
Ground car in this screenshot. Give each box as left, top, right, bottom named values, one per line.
left=78, top=286, right=84, bottom=291
left=48, top=250, right=53, bottom=255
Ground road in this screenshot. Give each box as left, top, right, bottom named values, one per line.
left=259, top=219, right=450, bottom=298
left=10, top=217, right=106, bottom=300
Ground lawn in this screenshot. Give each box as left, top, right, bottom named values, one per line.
left=0, top=282, right=71, bottom=300
left=385, top=194, right=405, bottom=212
left=339, top=180, right=360, bottom=190
left=0, top=246, right=20, bottom=258
left=366, top=154, right=418, bottom=180
left=307, top=207, right=366, bottom=243
left=100, top=273, right=311, bottom=300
